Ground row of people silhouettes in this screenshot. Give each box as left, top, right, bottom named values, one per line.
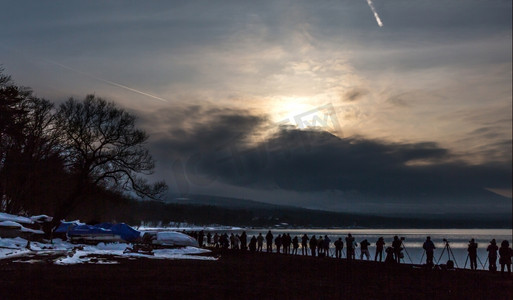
left=419, top=236, right=513, bottom=273
left=475, top=238, right=512, bottom=275
left=207, top=231, right=512, bottom=273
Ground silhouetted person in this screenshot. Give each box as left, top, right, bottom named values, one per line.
left=324, top=235, right=331, bottom=257
left=499, top=240, right=512, bottom=276
left=423, top=236, right=436, bottom=266
left=467, top=238, right=478, bottom=270
left=385, top=246, right=396, bottom=264
left=198, top=230, right=204, bottom=247
left=234, top=234, right=241, bottom=250
left=310, top=235, right=317, bottom=257
left=230, top=233, right=235, bottom=249
left=487, top=239, right=498, bottom=272
left=346, top=234, right=355, bottom=261
left=220, top=233, right=229, bottom=249
left=317, top=236, right=324, bottom=257
left=301, top=234, right=309, bottom=255
left=360, top=239, right=370, bottom=260
left=392, top=236, right=402, bottom=263
left=207, top=232, right=212, bottom=246
left=292, top=236, right=299, bottom=255
left=257, top=233, right=264, bottom=252
left=283, top=233, right=291, bottom=254
left=213, top=233, right=219, bottom=248
left=266, top=230, right=273, bottom=253
left=281, top=234, right=287, bottom=254
left=375, top=237, right=385, bottom=262
left=249, top=235, right=257, bottom=252
left=240, top=231, right=247, bottom=251
left=275, top=234, right=282, bottom=254
left=334, top=238, right=343, bottom=259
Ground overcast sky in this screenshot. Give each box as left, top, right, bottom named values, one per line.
left=1, top=1, right=511, bottom=214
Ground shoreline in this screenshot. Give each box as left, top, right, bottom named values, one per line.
left=1, top=248, right=511, bottom=299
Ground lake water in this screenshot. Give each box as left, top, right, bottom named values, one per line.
left=205, top=228, right=513, bottom=269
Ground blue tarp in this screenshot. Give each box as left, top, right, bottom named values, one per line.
left=68, top=224, right=111, bottom=235
left=55, top=221, right=81, bottom=233
left=59, top=222, right=141, bottom=242
left=95, top=223, right=114, bottom=230
left=109, top=223, right=141, bottom=242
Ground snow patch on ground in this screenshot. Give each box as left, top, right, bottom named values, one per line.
left=0, top=213, right=33, bottom=224
left=0, top=237, right=215, bottom=264
left=0, top=220, right=22, bottom=228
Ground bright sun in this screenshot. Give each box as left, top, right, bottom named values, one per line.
left=271, top=96, right=319, bottom=124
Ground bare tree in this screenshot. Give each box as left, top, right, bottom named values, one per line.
left=48, top=95, right=167, bottom=231
left=0, top=71, right=32, bottom=212
left=1, top=97, right=64, bottom=214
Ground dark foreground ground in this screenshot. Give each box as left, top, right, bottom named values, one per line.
left=1, top=249, right=512, bottom=300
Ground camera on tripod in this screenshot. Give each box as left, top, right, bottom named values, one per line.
left=400, top=237, right=405, bottom=241
left=437, top=237, right=458, bottom=269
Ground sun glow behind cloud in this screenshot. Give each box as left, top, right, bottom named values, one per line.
left=1, top=1, right=511, bottom=166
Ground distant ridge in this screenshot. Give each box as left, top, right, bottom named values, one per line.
left=164, top=194, right=512, bottom=229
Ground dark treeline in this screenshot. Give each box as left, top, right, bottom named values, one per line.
left=64, top=196, right=511, bottom=229
left=0, top=70, right=166, bottom=233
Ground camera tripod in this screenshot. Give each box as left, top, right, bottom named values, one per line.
left=436, top=239, right=459, bottom=268
left=464, top=253, right=485, bottom=269
left=400, top=239, right=413, bottom=264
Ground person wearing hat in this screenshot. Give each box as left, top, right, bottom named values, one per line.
left=487, top=239, right=499, bottom=272
left=467, top=238, right=478, bottom=270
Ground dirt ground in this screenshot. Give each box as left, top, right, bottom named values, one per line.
left=1, top=249, right=512, bottom=300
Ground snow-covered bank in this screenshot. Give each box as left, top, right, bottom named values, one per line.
left=0, top=237, right=215, bottom=264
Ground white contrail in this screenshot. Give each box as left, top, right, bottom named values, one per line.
left=46, top=60, right=168, bottom=102
left=366, top=0, right=384, bottom=27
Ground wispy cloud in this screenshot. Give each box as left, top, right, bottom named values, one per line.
left=366, top=0, right=384, bottom=27
left=46, top=60, right=168, bottom=102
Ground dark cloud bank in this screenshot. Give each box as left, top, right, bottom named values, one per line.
left=141, top=107, right=512, bottom=215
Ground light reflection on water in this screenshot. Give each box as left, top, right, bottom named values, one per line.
left=210, top=228, right=512, bottom=269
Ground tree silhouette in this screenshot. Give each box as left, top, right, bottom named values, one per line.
left=0, top=70, right=32, bottom=212
left=46, top=95, right=167, bottom=231
left=1, top=97, right=66, bottom=214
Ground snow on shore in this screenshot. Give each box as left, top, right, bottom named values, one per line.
left=0, top=237, right=215, bottom=264
left=0, top=213, right=33, bottom=224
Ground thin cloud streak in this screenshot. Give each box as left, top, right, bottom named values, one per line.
left=366, top=0, right=384, bottom=27
left=45, top=60, right=168, bottom=102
